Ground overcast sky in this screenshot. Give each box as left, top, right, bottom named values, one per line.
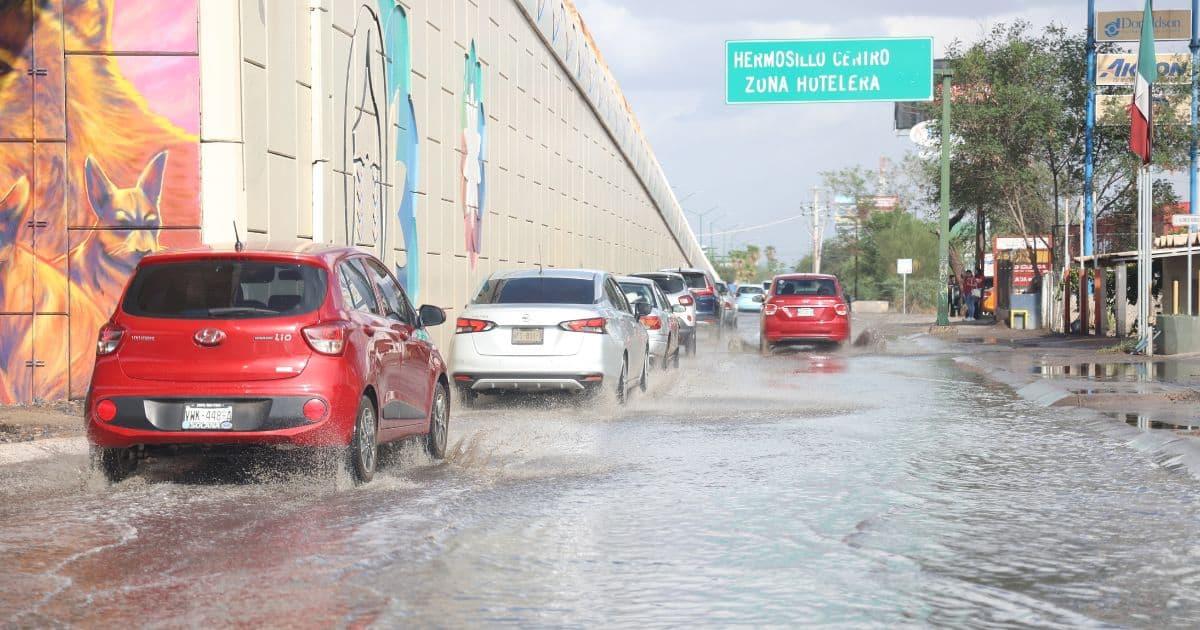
left=574, top=0, right=1178, bottom=263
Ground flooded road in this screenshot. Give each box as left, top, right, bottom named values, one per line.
left=5, top=318, right=1200, bottom=626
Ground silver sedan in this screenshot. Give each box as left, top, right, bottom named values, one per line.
left=449, top=269, right=651, bottom=405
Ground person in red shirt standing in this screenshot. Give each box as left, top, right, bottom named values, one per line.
left=962, top=271, right=980, bottom=320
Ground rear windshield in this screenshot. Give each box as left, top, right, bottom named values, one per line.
left=738, top=286, right=763, bottom=295
left=642, top=274, right=685, bottom=294
left=474, top=277, right=595, bottom=304
left=680, top=272, right=709, bottom=290
left=618, top=282, right=656, bottom=306
left=773, top=278, right=839, bottom=297
left=123, top=260, right=327, bottom=319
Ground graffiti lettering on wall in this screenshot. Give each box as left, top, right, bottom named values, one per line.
left=461, top=41, right=487, bottom=270
left=0, top=0, right=200, bottom=403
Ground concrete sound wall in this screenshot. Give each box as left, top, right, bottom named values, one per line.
left=200, top=0, right=710, bottom=350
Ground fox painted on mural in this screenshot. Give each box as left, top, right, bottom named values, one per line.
left=0, top=0, right=199, bottom=401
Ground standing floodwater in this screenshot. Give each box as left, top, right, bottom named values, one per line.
left=3, top=323, right=1200, bottom=626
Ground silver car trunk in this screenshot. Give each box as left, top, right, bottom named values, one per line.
left=460, top=304, right=602, bottom=356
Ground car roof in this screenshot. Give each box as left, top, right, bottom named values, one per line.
left=615, top=275, right=655, bottom=286
left=136, top=241, right=366, bottom=268
left=661, top=267, right=707, bottom=275
left=773, top=273, right=839, bottom=281
left=633, top=271, right=684, bottom=279
left=490, top=268, right=602, bottom=281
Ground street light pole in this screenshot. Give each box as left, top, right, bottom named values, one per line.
left=936, top=70, right=953, bottom=326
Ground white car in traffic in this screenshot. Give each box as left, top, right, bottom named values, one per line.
left=450, top=269, right=651, bottom=404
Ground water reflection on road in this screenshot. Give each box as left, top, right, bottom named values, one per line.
left=4, top=317, right=1200, bottom=626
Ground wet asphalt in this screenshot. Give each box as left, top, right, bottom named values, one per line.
left=4, top=315, right=1200, bottom=627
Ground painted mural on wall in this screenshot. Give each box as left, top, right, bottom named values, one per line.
left=461, top=41, right=486, bottom=270
left=377, top=1, right=421, bottom=301
left=0, top=0, right=200, bottom=403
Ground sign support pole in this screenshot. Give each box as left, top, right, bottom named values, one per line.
left=936, top=71, right=952, bottom=326
left=903, top=272, right=908, bottom=315
left=1085, top=0, right=1097, bottom=294
left=1190, top=0, right=1198, bottom=315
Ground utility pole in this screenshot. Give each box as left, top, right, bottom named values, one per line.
left=686, top=205, right=719, bottom=255
left=811, top=188, right=824, bottom=273
left=1190, top=0, right=1198, bottom=315
left=936, top=69, right=953, bottom=326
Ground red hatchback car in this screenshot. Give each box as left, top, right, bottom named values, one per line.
left=759, top=273, right=851, bottom=353
left=86, top=243, right=450, bottom=485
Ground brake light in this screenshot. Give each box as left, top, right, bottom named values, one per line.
left=96, top=323, right=125, bottom=356
left=559, top=318, right=607, bottom=334
left=692, top=288, right=714, bottom=297
left=302, top=320, right=351, bottom=355
left=763, top=303, right=779, bottom=316
left=834, top=303, right=849, bottom=316
left=678, top=294, right=694, bottom=306
left=455, top=317, right=496, bottom=334
left=95, top=399, right=117, bottom=422
left=640, top=315, right=662, bottom=330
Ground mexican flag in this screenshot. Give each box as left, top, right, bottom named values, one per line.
left=1129, top=0, right=1158, bottom=163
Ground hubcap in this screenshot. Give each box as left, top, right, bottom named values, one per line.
left=359, top=406, right=376, bottom=472
left=433, top=389, right=448, bottom=451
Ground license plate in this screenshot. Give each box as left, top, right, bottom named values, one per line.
left=182, top=404, right=234, bottom=430
left=794, top=307, right=815, bottom=317
left=511, top=327, right=544, bottom=345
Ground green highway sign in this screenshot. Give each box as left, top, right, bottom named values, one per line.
left=726, top=37, right=935, bottom=104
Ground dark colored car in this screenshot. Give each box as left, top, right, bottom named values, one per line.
left=760, top=273, right=851, bottom=353
left=86, top=243, right=450, bottom=485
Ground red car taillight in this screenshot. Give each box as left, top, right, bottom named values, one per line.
left=834, top=303, right=849, bottom=316
left=455, top=317, right=496, bottom=334
left=302, top=320, right=351, bottom=355
left=96, top=323, right=125, bottom=356
left=640, top=315, right=662, bottom=330
left=763, top=303, right=779, bottom=316
left=559, top=318, right=607, bottom=334
left=692, top=288, right=714, bottom=297
left=95, top=399, right=117, bottom=422
left=678, top=294, right=694, bottom=306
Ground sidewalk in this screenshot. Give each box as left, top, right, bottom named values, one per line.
left=905, top=315, right=1200, bottom=430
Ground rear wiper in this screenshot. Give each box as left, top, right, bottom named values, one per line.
left=207, top=306, right=277, bottom=318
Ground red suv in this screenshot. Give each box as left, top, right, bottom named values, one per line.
left=86, top=243, right=450, bottom=485
left=759, top=273, right=851, bottom=353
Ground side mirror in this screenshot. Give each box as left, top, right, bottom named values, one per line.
left=635, top=302, right=653, bottom=317
left=753, top=295, right=764, bottom=303
left=672, top=304, right=686, bottom=313
left=418, top=304, right=446, bottom=327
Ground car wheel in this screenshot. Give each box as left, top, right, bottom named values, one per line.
left=425, top=382, right=450, bottom=460
left=615, top=357, right=628, bottom=405
left=457, top=385, right=478, bottom=409
left=687, top=333, right=697, bottom=356
left=640, top=349, right=650, bottom=393
left=673, top=345, right=682, bottom=368
left=91, top=446, right=137, bottom=483
left=346, top=395, right=378, bottom=485
left=759, top=333, right=771, bottom=356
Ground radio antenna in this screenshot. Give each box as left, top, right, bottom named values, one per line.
left=233, top=221, right=245, bottom=252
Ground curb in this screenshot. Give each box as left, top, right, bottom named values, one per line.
left=0, top=436, right=87, bottom=467
left=953, top=353, right=1200, bottom=480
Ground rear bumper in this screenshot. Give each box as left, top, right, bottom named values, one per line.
left=763, top=319, right=850, bottom=344
left=449, top=334, right=620, bottom=393
left=86, top=356, right=361, bottom=448
left=87, top=396, right=352, bottom=448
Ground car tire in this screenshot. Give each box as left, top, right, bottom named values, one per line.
left=640, top=349, right=650, bottom=393
left=673, top=345, right=682, bottom=368
left=457, top=385, right=478, bottom=409
left=615, top=357, right=628, bottom=405
left=687, top=333, right=697, bottom=356
left=91, top=446, right=137, bottom=483
left=759, top=333, right=771, bottom=356
left=425, top=382, right=450, bottom=460
left=346, top=395, right=379, bottom=485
